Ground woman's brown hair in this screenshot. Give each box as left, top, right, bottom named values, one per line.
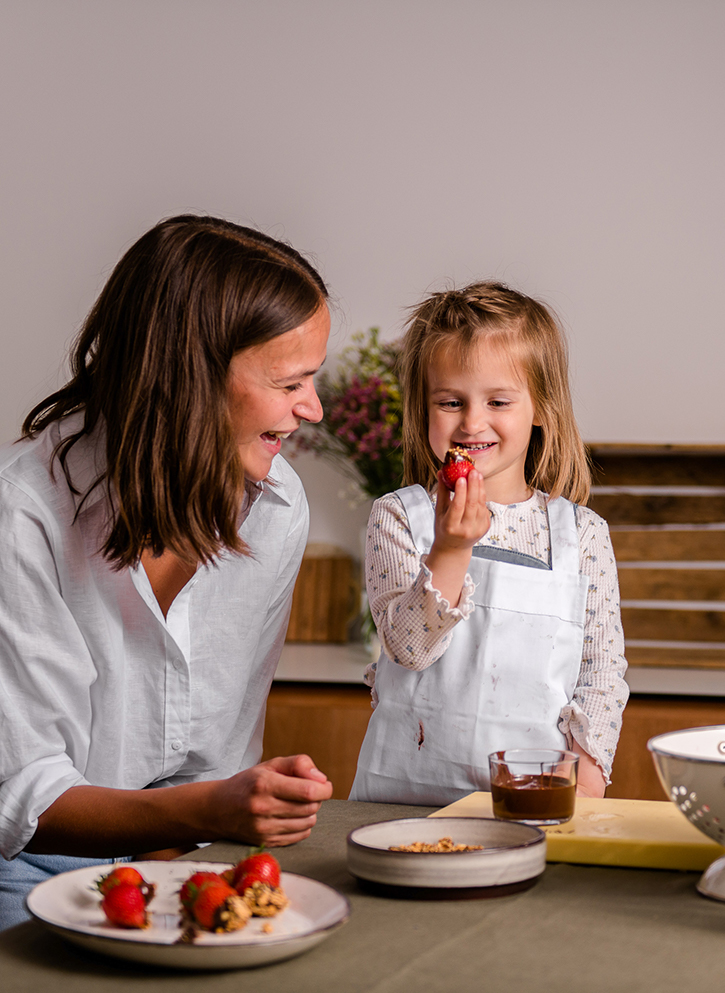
left=22, top=214, right=328, bottom=567
left=400, top=281, right=591, bottom=504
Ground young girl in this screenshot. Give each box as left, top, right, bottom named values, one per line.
left=350, top=281, right=629, bottom=806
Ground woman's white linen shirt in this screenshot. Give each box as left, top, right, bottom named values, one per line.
left=0, top=419, right=308, bottom=859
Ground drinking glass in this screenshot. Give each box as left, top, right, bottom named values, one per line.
left=488, top=749, right=579, bottom=826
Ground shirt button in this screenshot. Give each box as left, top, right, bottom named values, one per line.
left=171, top=739, right=182, bottom=751
left=173, top=658, right=184, bottom=672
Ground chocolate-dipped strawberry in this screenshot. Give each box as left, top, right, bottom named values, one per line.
left=441, top=447, right=475, bottom=491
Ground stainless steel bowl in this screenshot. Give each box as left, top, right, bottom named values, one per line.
left=648, top=725, right=725, bottom=899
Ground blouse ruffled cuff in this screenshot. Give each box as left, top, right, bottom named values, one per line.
left=419, top=557, right=476, bottom=620
left=558, top=703, right=613, bottom=785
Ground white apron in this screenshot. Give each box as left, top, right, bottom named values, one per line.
left=350, top=486, right=589, bottom=805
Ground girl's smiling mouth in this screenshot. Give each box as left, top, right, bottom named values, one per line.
left=454, top=441, right=496, bottom=453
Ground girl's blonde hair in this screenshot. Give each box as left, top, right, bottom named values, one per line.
left=400, top=281, right=591, bottom=504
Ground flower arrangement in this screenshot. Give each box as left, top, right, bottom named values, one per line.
left=293, top=327, right=403, bottom=501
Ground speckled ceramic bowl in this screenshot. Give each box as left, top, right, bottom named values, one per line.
left=649, top=726, right=725, bottom=900
left=346, top=817, right=546, bottom=898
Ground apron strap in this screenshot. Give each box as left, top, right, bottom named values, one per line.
left=547, top=497, right=580, bottom=574
left=395, top=485, right=435, bottom=554
left=396, top=486, right=580, bottom=575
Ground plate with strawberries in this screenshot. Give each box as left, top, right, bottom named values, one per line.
left=26, top=858, right=350, bottom=970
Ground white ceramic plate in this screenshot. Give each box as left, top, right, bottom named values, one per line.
left=347, top=817, right=546, bottom=894
left=26, top=861, right=350, bottom=970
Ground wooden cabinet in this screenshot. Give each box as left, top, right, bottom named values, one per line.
left=262, top=683, right=373, bottom=799
left=263, top=682, right=725, bottom=802
left=608, top=695, right=725, bottom=800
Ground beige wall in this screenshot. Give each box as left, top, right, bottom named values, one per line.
left=1, top=0, right=723, bottom=554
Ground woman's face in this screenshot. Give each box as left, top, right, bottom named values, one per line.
left=226, top=304, right=330, bottom=482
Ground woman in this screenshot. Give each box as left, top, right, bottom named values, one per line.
left=0, top=214, right=333, bottom=928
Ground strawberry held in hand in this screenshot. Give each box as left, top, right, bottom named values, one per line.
left=101, top=881, right=150, bottom=929
left=441, top=447, right=475, bottom=491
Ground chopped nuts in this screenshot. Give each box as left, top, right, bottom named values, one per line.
left=389, top=836, right=484, bottom=853
left=241, top=881, right=290, bottom=917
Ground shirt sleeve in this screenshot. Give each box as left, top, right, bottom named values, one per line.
left=365, top=493, right=475, bottom=675
left=0, top=479, right=93, bottom=859
left=558, top=506, right=630, bottom=783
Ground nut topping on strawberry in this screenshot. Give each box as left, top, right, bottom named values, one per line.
left=189, top=878, right=252, bottom=933
left=441, top=447, right=475, bottom=491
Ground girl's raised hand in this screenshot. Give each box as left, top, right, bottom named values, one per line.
left=423, top=470, right=490, bottom=610
left=433, top=468, right=490, bottom=552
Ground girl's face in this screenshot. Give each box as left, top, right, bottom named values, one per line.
left=226, top=304, right=330, bottom=482
left=427, top=338, right=539, bottom=504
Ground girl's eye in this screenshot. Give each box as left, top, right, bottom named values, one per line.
left=438, top=399, right=463, bottom=410
left=489, top=399, right=511, bottom=408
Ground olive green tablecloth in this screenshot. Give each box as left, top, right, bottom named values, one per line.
left=3, top=799, right=725, bottom=992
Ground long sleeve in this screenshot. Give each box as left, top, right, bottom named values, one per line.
left=558, top=506, right=629, bottom=782
left=365, top=492, right=475, bottom=671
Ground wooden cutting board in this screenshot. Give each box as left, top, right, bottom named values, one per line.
left=430, top=793, right=725, bottom=870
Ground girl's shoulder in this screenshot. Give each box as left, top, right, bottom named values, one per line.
left=571, top=500, right=611, bottom=536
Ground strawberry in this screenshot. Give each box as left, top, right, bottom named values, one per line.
left=96, top=865, right=155, bottom=905
left=101, top=881, right=150, bottom=929
left=96, top=865, right=145, bottom=895
left=179, top=870, right=224, bottom=910
left=232, top=851, right=281, bottom=892
left=440, top=446, right=475, bottom=491
left=190, top=877, right=251, bottom=933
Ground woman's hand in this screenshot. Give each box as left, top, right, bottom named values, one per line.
left=28, top=755, right=333, bottom=857
left=423, top=470, right=489, bottom=608
left=211, top=754, right=333, bottom=847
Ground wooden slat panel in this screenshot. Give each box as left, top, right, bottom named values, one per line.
left=621, top=607, right=725, bottom=641
left=618, top=568, right=725, bottom=601
left=588, top=451, right=725, bottom=487
left=626, top=645, right=725, bottom=669
left=588, top=493, right=725, bottom=525
left=611, top=529, right=725, bottom=561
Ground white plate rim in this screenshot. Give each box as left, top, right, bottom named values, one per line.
left=26, top=860, right=350, bottom=958
left=347, top=816, right=546, bottom=857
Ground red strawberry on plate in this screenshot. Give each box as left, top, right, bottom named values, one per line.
left=101, top=881, right=150, bottom=929
left=190, top=878, right=251, bottom=933
left=441, top=447, right=475, bottom=491
left=232, top=851, right=281, bottom=893
left=179, top=870, right=223, bottom=910
left=96, top=865, right=155, bottom=904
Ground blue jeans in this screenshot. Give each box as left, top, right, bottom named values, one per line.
left=0, top=853, right=132, bottom=931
